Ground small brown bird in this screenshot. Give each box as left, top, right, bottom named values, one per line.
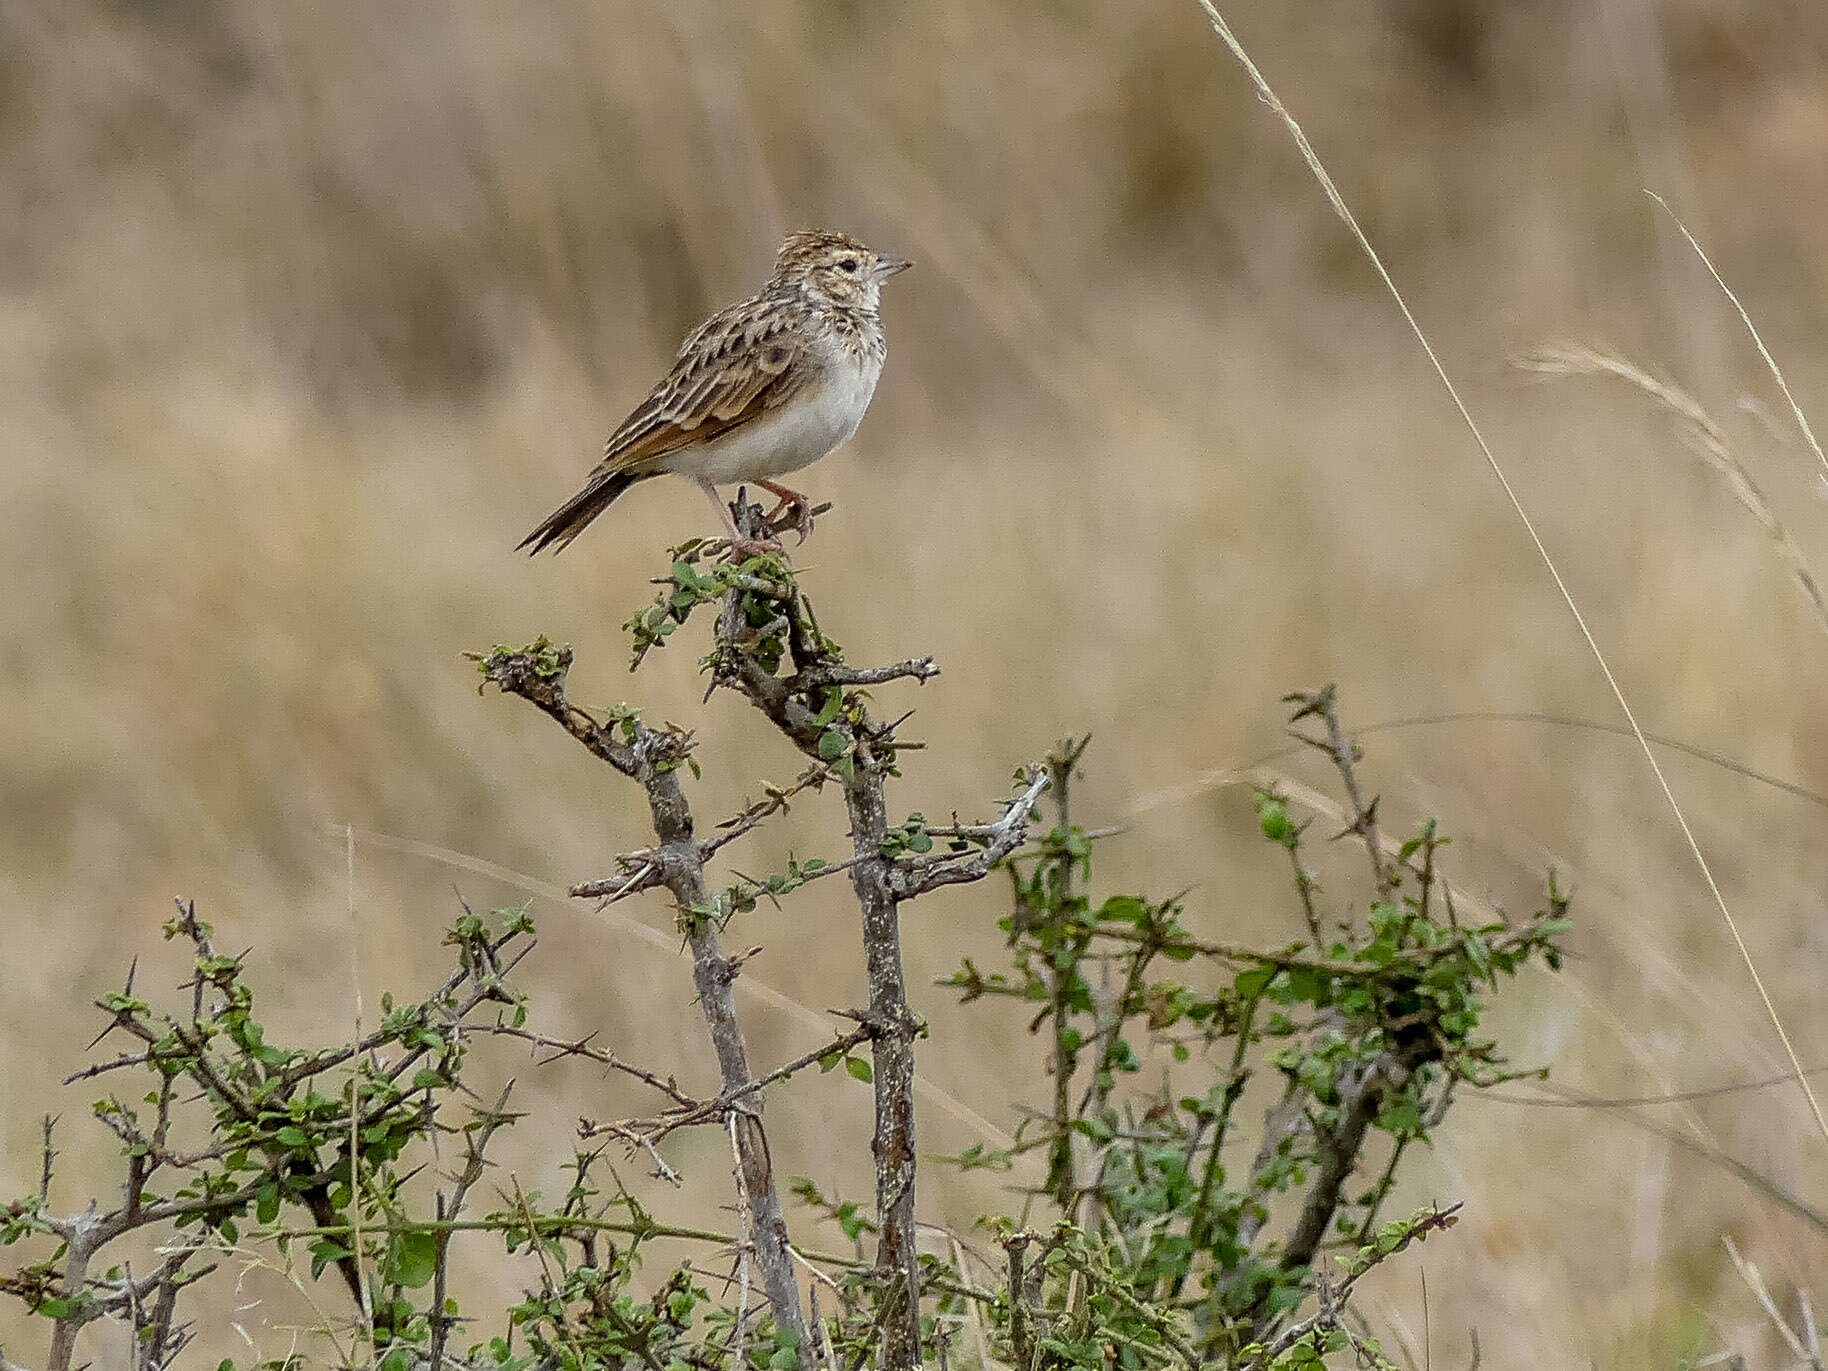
left=520, top=229, right=911, bottom=557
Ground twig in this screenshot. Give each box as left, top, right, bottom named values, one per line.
left=1247, top=1205, right=1461, bottom=1366
left=809, top=1284, right=841, bottom=1371
left=347, top=1070, right=373, bottom=1368
left=582, top=1023, right=879, bottom=1151
left=794, top=659, right=940, bottom=689
left=1039, top=740, right=1089, bottom=1219
left=38, top=1116, right=54, bottom=1210
left=892, top=769, right=1051, bottom=896
left=480, top=1026, right=697, bottom=1107
left=1286, top=685, right=1391, bottom=910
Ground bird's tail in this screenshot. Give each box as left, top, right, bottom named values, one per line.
left=518, top=469, right=651, bottom=554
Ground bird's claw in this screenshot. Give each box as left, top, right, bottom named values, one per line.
left=765, top=496, right=815, bottom=544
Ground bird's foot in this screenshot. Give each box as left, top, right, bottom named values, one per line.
left=757, top=482, right=818, bottom=544
left=702, top=481, right=787, bottom=559
left=768, top=497, right=814, bottom=543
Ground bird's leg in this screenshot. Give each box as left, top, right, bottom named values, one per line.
left=754, top=478, right=817, bottom=543
left=697, top=479, right=782, bottom=558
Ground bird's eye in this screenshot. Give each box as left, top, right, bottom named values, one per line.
left=837, top=257, right=859, bottom=273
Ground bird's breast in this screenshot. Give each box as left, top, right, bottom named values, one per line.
left=686, top=348, right=882, bottom=484
left=818, top=346, right=883, bottom=447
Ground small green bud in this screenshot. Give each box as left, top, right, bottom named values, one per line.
left=1256, top=796, right=1292, bottom=843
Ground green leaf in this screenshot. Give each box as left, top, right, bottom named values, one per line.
left=1463, top=930, right=1493, bottom=982
left=817, top=729, right=849, bottom=761
left=274, top=1125, right=309, bottom=1149
left=844, top=1056, right=873, bottom=1084
left=384, top=1229, right=439, bottom=1289
left=1094, top=895, right=1147, bottom=924
left=309, top=1238, right=351, bottom=1279
left=1234, top=966, right=1275, bottom=998
left=1378, top=1100, right=1423, bottom=1137
left=835, top=1202, right=873, bottom=1240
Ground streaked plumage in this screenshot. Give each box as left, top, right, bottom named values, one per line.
left=521, top=229, right=911, bottom=555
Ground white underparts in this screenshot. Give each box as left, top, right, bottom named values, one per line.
left=659, top=342, right=883, bottom=486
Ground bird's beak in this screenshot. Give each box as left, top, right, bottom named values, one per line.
left=875, top=253, right=913, bottom=278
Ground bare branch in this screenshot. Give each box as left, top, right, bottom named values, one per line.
left=690, top=496, right=1060, bottom=1371
left=581, top=1120, right=684, bottom=1186
left=479, top=1026, right=696, bottom=1108
left=581, top=1022, right=878, bottom=1149
left=37, top=1117, right=54, bottom=1211
left=794, top=659, right=940, bottom=689
left=707, top=499, right=927, bottom=1370
left=891, top=769, right=1051, bottom=896
left=571, top=764, right=838, bottom=898
left=568, top=860, right=666, bottom=902
left=703, top=763, right=833, bottom=850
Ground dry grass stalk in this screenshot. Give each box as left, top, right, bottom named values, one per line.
left=1722, top=1235, right=1823, bottom=1369
left=1649, top=192, right=1828, bottom=487
left=1190, top=0, right=1828, bottom=1152
left=1519, top=343, right=1828, bottom=641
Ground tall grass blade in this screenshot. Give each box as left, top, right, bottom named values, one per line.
left=1190, top=0, right=1828, bottom=1146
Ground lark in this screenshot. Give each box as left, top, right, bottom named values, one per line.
left=520, top=229, right=911, bottom=557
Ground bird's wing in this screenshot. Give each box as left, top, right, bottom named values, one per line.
left=593, top=295, right=809, bottom=478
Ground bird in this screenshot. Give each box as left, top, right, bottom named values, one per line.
left=520, top=229, right=911, bottom=558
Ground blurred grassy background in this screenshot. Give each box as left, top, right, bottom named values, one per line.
left=6, top=0, right=1828, bottom=1364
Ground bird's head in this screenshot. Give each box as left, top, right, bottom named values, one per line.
left=771, top=229, right=911, bottom=312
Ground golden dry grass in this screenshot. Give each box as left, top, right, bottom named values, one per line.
left=6, top=1, right=1828, bottom=1365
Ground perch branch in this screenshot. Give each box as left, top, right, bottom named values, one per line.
left=477, top=643, right=811, bottom=1362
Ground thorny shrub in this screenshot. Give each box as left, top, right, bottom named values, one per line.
left=0, top=517, right=1568, bottom=1371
